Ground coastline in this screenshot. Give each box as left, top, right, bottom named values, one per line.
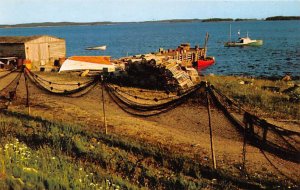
left=1, top=16, right=299, bottom=29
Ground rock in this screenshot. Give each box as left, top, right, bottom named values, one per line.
left=282, top=74, right=292, bottom=81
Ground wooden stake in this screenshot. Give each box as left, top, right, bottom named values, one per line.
left=101, top=76, right=107, bottom=135
left=242, top=123, right=247, bottom=175
left=24, top=72, right=30, bottom=115
left=206, top=82, right=216, bottom=170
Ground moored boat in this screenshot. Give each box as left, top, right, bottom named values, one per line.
left=85, top=45, right=107, bottom=50
left=157, top=33, right=215, bottom=70
left=224, top=37, right=263, bottom=47
left=197, top=56, right=215, bottom=70
left=224, top=25, right=263, bottom=47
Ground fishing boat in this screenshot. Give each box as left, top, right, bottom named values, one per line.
left=85, top=45, right=107, bottom=50
left=197, top=56, right=215, bottom=70
left=197, top=32, right=215, bottom=70
left=224, top=25, right=263, bottom=47
left=156, top=33, right=215, bottom=71
left=224, top=36, right=263, bottom=47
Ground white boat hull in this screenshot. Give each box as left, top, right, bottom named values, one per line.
left=85, top=45, right=106, bottom=50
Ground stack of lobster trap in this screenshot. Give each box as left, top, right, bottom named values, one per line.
left=112, top=54, right=200, bottom=92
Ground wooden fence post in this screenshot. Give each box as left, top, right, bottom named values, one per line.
left=101, top=75, right=107, bottom=135
left=242, top=113, right=248, bottom=175
left=262, top=120, right=268, bottom=143
left=24, top=71, right=30, bottom=115
left=206, top=81, right=217, bottom=170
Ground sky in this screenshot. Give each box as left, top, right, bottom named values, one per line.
left=0, top=0, right=299, bottom=24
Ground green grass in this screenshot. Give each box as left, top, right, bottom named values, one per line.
left=0, top=138, right=124, bottom=190
left=206, top=75, right=300, bottom=120
left=0, top=110, right=296, bottom=189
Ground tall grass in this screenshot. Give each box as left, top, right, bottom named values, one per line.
left=206, top=75, right=300, bottom=119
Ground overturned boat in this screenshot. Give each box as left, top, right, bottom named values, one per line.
left=59, top=56, right=115, bottom=72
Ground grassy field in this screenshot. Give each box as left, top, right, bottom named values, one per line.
left=205, top=75, right=300, bottom=120
left=1, top=110, right=297, bottom=189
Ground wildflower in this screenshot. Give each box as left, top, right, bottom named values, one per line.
left=51, top=157, right=56, bottom=160
left=79, top=168, right=83, bottom=171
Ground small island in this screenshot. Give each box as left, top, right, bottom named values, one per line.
left=266, top=16, right=300, bottom=21
left=202, top=18, right=234, bottom=22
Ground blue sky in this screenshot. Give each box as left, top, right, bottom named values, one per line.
left=0, top=0, right=299, bottom=24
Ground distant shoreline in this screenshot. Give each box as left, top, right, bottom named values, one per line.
left=1, top=16, right=299, bottom=29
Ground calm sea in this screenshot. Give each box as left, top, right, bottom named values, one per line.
left=1, top=21, right=299, bottom=77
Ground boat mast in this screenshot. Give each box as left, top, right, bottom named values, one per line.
left=229, top=24, right=232, bottom=42
left=203, top=32, right=209, bottom=59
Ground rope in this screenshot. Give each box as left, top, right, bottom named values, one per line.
left=106, top=85, right=177, bottom=108
left=106, top=83, right=203, bottom=117
left=0, top=71, right=22, bottom=93
left=24, top=69, right=100, bottom=96
left=210, top=85, right=300, bottom=136
left=111, top=85, right=174, bottom=101
left=26, top=68, right=94, bottom=86
left=0, top=71, right=22, bottom=108
left=106, top=83, right=203, bottom=111
left=209, top=85, right=300, bottom=163
left=0, top=69, right=18, bottom=80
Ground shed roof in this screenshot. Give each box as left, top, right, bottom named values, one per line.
left=0, top=35, right=63, bottom=44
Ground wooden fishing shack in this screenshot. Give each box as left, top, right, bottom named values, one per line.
left=0, top=35, right=66, bottom=71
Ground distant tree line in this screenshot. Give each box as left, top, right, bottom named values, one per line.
left=202, top=18, right=234, bottom=22
left=1, top=16, right=299, bottom=28
left=266, top=16, right=300, bottom=21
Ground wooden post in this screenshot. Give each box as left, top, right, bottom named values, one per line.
left=262, top=121, right=268, bottom=143
left=242, top=121, right=248, bottom=175
left=101, top=75, right=107, bottom=135
left=24, top=71, right=30, bottom=115
left=206, top=82, right=216, bottom=170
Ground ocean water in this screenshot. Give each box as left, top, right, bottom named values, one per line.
left=1, top=21, right=299, bottom=77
